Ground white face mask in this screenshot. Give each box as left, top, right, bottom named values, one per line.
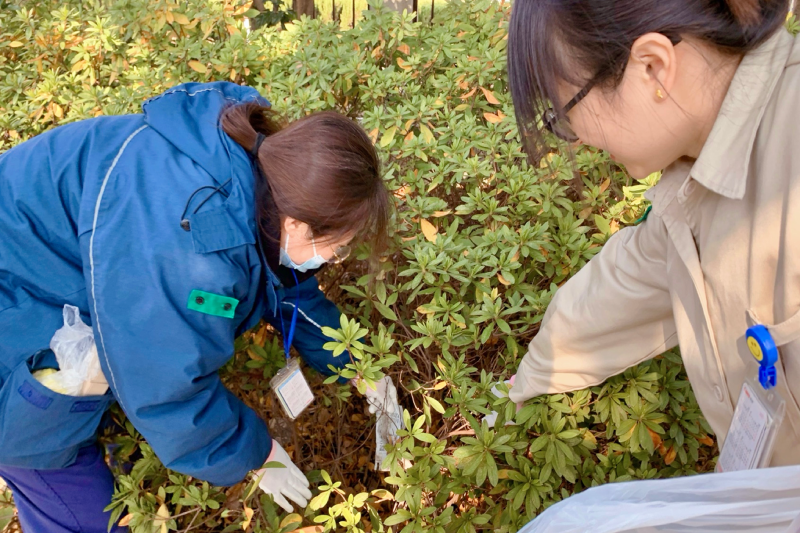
left=279, top=233, right=327, bottom=272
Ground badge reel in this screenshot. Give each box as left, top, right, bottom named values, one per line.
left=269, top=275, right=314, bottom=420
left=716, top=325, right=786, bottom=472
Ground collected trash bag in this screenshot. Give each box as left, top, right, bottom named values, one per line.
left=519, top=464, right=800, bottom=533
left=33, top=304, right=107, bottom=396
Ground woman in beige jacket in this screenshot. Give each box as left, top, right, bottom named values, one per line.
left=506, top=0, right=799, bottom=466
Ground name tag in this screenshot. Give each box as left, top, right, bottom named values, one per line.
left=270, top=358, right=313, bottom=419
left=716, top=378, right=785, bottom=473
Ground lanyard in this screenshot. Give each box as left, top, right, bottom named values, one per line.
left=279, top=269, right=301, bottom=360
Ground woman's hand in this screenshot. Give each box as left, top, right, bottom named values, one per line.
left=484, top=375, right=522, bottom=428
left=254, top=442, right=312, bottom=513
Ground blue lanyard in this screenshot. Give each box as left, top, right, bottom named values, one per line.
left=279, top=270, right=301, bottom=360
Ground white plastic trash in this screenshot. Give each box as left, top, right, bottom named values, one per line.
left=33, top=305, right=108, bottom=396
left=519, top=464, right=800, bottom=533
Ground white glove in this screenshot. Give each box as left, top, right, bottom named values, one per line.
left=364, top=376, right=398, bottom=415
left=255, top=441, right=312, bottom=513
left=484, top=375, right=520, bottom=428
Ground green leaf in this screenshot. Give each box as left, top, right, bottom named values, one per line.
left=426, top=397, right=445, bottom=414
left=384, top=510, right=413, bottom=526
left=374, top=301, right=399, bottom=321
left=380, top=126, right=397, bottom=148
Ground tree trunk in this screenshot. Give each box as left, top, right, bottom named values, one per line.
left=385, top=0, right=415, bottom=12
left=293, top=0, right=315, bottom=18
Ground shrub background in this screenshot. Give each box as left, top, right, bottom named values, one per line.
left=6, top=1, right=792, bottom=532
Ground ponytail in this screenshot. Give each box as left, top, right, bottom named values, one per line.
left=220, top=102, right=284, bottom=155
left=724, top=0, right=763, bottom=27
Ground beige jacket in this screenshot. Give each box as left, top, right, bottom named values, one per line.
left=510, top=29, right=800, bottom=466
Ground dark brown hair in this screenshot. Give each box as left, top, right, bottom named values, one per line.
left=508, top=0, right=790, bottom=161
left=221, top=102, right=391, bottom=257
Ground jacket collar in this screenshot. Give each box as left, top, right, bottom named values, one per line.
left=689, top=30, right=795, bottom=200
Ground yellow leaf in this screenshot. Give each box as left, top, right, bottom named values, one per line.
left=393, top=184, right=409, bottom=198
left=404, top=130, right=415, bottom=143
left=368, top=127, right=379, bottom=143
left=379, top=126, right=397, bottom=148
left=52, top=103, right=63, bottom=119
left=230, top=68, right=237, bottom=81
left=419, top=123, right=434, bottom=144
left=153, top=504, right=170, bottom=527
left=188, top=60, right=207, bottom=73
left=484, top=112, right=502, bottom=124
left=698, top=435, right=715, bottom=446
left=497, top=273, right=512, bottom=286
left=233, top=1, right=253, bottom=16
left=416, top=305, right=434, bottom=314
left=296, top=527, right=324, bottom=533
left=432, top=381, right=448, bottom=390
left=647, top=428, right=662, bottom=450
left=664, top=446, right=677, bottom=465
left=480, top=87, right=500, bottom=105
left=396, top=57, right=411, bottom=70
left=165, top=10, right=174, bottom=23
left=454, top=103, right=469, bottom=111
left=420, top=219, right=437, bottom=243
left=173, top=12, right=190, bottom=24
left=9, top=41, right=24, bottom=48
left=242, top=507, right=254, bottom=530
left=432, top=210, right=451, bottom=217
left=227, top=24, right=240, bottom=35
left=397, top=43, right=410, bottom=54
left=599, top=178, right=611, bottom=193
left=280, top=513, right=303, bottom=529
left=118, top=514, right=134, bottom=527
left=460, top=87, right=477, bottom=100
left=71, top=59, right=88, bottom=72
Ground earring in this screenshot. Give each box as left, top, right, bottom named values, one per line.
left=656, top=89, right=665, bottom=100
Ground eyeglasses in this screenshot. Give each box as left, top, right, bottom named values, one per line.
left=543, top=35, right=683, bottom=143
left=542, top=81, right=596, bottom=143
left=329, top=245, right=352, bottom=264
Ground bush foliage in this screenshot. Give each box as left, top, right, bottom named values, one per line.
left=6, top=1, right=789, bottom=531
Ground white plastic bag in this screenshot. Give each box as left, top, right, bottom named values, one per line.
left=34, top=305, right=106, bottom=396
left=520, top=465, right=800, bottom=533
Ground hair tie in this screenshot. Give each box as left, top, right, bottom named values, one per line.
left=250, top=132, right=266, bottom=158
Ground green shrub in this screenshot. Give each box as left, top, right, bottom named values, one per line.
left=0, top=1, right=734, bottom=531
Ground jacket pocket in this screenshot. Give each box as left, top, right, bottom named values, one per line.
left=0, top=350, right=115, bottom=469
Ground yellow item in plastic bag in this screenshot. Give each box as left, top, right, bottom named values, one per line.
left=33, top=368, right=68, bottom=394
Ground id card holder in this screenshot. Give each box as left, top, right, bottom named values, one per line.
left=716, top=325, right=786, bottom=472
left=716, top=377, right=785, bottom=472
left=270, top=358, right=313, bottom=420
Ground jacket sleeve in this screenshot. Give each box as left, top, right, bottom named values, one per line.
left=84, top=212, right=272, bottom=487
left=509, top=215, right=678, bottom=404
left=265, top=276, right=350, bottom=383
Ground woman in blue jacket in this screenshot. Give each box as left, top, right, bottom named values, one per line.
left=0, top=81, right=391, bottom=532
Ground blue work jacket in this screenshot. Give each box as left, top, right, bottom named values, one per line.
left=0, top=82, right=348, bottom=485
